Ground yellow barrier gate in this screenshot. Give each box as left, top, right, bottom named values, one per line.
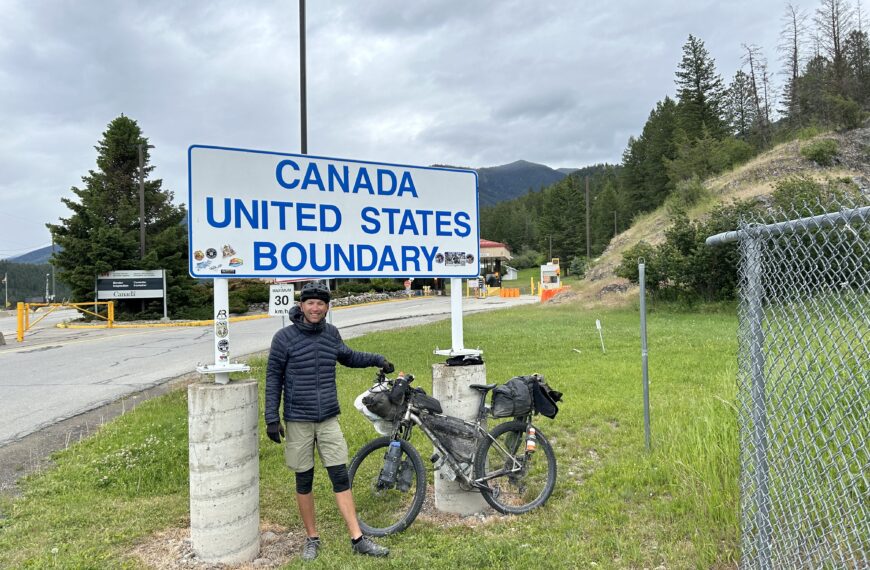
left=16, top=301, right=114, bottom=342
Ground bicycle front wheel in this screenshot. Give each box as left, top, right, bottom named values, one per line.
left=348, top=436, right=426, bottom=536
left=473, top=420, right=557, bottom=515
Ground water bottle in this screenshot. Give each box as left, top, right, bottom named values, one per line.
left=526, top=427, right=537, bottom=453
left=378, top=441, right=402, bottom=487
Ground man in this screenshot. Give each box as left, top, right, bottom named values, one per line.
left=265, top=281, right=393, bottom=561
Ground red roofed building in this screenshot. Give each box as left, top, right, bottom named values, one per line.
left=480, top=239, right=512, bottom=285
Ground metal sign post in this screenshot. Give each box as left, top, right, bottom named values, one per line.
left=196, top=278, right=249, bottom=384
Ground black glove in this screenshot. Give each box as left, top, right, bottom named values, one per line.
left=266, top=422, right=284, bottom=444
left=381, top=359, right=395, bottom=374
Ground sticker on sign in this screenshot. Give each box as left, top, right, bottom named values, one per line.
left=269, top=284, right=296, bottom=316
left=188, top=146, right=479, bottom=279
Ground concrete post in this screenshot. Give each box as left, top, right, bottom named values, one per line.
left=188, top=380, right=260, bottom=564
left=431, top=363, right=489, bottom=514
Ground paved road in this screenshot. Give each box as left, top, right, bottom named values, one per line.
left=0, top=295, right=536, bottom=447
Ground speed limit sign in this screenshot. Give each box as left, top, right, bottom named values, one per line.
left=269, top=284, right=295, bottom=316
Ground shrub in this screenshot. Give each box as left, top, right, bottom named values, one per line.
left=568, top=256, right=587, bottom=279
left=795, top=126, right=825, bottom=141
left=666, top=176, right=710, bottom=212
left=369, top=278, right=403, bottom=292
left=510, top=247, right=544, bottom=269
left=800, top=139, right=839, bottom=166
left=773, top=174, right=861, bottom=214
left=228, top=291, right=248, bottom=314
left=826, top=95, right=864, bottom=130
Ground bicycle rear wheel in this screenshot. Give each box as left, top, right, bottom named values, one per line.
left=348, top=436, right=426, bottom=536
left=473, top=420, right=556, bottom=514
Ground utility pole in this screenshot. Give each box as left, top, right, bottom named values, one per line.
left=51, top=235, right=55, bottom=300
left=613, top=211, right=618, bottom=238
left=585, top=176, right=590, bottom=259
left=45, top=273, right=50, bottom=303
left=299, top=0, right=307, bottom=155
left=548, top=235, right=552, bottom=260
left=138, top=143, right=146, bottom=259
left=3, top=272, right=7, bottom=309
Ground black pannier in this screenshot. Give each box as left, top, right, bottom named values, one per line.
left=530, top=378, right=562, bottom=419
left=420, top=413, right=477, bottom=462
left=490, top=376, right=534, bottom=418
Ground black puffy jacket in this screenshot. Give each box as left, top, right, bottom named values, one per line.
left=265, top=305, right=385, bottom=423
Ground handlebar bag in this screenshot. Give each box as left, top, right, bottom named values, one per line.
left=363, top=389, right=402, bottom=421
left=491, top=376, right=534, bottom=418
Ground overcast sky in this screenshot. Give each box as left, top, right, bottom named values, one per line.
left=1, top=0, right=820, bottom=257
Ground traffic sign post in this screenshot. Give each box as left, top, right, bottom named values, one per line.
left=269, top=283, right=295, bottom=329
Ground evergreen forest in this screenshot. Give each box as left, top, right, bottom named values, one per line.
left=481, top=0, right=869, bottom=291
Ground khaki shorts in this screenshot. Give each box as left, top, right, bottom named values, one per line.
left=283, top=417, right=349, bottom=472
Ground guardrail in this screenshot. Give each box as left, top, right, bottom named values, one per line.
left=16, top=301, right=114, bottom=342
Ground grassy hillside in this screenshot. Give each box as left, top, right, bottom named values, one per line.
left=577, top=127, right=870, bottom=306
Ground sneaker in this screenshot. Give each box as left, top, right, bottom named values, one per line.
left=351, top=535, right=389, bottom=557
left=301, top=537, right=321, bottom=561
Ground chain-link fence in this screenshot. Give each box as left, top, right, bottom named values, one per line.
left=707, top=199, right=869, bottom=569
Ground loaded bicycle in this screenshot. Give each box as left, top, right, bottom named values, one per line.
left=349, top=369, right=562, bottom=536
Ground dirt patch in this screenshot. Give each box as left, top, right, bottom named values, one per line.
left=131, top=523, right=303, bottom=569
left=413, top=484, right=509, bottom=529
left=130, top=487, right=512, bottom=569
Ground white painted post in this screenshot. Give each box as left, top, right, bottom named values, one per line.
left=450, top=277, right=464, bottom=351
left=195, top=279, right=249, bottom=379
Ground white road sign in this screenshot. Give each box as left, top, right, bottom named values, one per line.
left=187, top=145, right=480, bottom=279
left=269, top=284, right=295, bottom=316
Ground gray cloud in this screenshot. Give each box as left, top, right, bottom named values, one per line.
left=0, top=0, right=819, bottom=253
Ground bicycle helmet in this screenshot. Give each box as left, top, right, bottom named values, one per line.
left=300, top=281, right=331, bottom=303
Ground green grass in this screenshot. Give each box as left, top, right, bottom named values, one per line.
left=0, top=303, right=740, bottom=569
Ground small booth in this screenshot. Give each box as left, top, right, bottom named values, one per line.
left=540, top=258, right=561, bottom=290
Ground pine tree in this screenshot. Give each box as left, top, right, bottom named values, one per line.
left=48, top=116, right=200, bottom=317
left=674, top=35, right=727, bottom=140
left=726, top=70, right=757, bottom=140
left=844, top=28, right=870, bottom=104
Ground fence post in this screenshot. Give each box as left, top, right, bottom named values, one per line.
left=743, top=233, right=771, bottom=570
left=638, top=259, right=651, bottom=451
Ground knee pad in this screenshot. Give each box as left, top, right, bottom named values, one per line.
left=295, top=468, right=315, bottom=495
left=326, top=464, right=350, bottom=493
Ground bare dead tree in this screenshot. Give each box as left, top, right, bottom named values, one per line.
left=814, top=0, right=855, bottom=94
left=742, top=43, right=771, bottom=146
left=779, top=3, right=809, bottom=122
